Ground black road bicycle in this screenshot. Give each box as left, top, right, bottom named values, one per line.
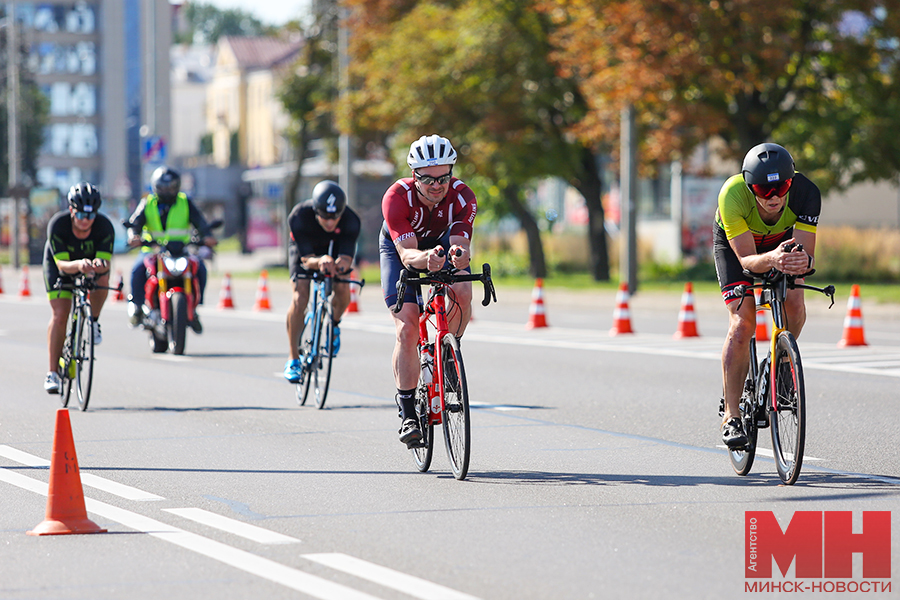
left=55, top=274, right=122, bottom=411
left=725, top=248, right=834, bottom=485
left=296, top=271, right=364, bottom=409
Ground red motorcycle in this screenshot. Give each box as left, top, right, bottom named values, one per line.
left=126, top=220, right=221, bottom=355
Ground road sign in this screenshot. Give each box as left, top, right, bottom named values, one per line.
left=141, top=136, right=167, bottom=163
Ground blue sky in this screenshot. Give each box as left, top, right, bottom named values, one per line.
left=173, top=1, right=310, bottom=26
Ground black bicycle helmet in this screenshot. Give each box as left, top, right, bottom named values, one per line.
left=741, top=143, right=795, bottom=186
left=150, top=166, right=181, bottom=203
left=67, top=182, right=102, bottom=213
left=311, top=180, right=346, bottom=219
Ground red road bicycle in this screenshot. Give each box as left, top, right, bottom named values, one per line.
left=393, top=259, right=496, bottom=480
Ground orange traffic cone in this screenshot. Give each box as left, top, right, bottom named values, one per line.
left=27, top=409, right=106, bottom=536
left=346, top=271, right=360, bottom=313
left=610, top=282, right=634, bottom=335
left=19, top=265, right=31, bottom=298
left=754, top=289, right=769, bottom=342
left=526, top=278, right=549, bottom=329
left=112, top=271, right=125, bottom=302
left=838, top=284, right=867, bottom=347
left=253, top=269, right=272, bottom=311
left=0, top=266, right=4, bottom=294
left=218, top=272, right=236, bottom=310
left=674, top=282, right=700, bottom=338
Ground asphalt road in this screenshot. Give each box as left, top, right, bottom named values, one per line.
left=1, top=269, right=898, bottom=599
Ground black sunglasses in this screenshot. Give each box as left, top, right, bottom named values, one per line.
left=414, top=171, right=452, bottom=186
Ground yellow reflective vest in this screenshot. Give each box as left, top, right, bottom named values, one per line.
left=142, top=193, right=191, bottom=251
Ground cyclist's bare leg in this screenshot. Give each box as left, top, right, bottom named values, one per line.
left=89, top=272, right=110, bottom=319
left=48, top=298, right=71, bottom=372
left=721, top=297, right=756, bottom=422
left=447, top=281, right=472, bottom=338
left=331, top=281, right=350, bottom=323
left=286, top=279, right=311, bottom=360
left=391, top=302, right=421, bottom=390
left=784, top=287, right=806, bottom=338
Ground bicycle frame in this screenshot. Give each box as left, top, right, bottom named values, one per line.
left=417, top=283, right=454, bottom=425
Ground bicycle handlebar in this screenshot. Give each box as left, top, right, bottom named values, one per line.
left=53, top=274, right=123, bottom=294
left=308, top=270, right=365, bottom=288
left=734, top=266, right=835, bottom=310
left=392, top=263, right=497, bottom=313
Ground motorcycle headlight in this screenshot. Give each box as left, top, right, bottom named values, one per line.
left=164, top=256, right=189, bottom=276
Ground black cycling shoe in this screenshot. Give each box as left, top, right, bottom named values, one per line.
left=190, top=314, right=203, bottom=334
left=722, top=417, right=749, bottom=448
left=398, top=418, right=422, bottom=445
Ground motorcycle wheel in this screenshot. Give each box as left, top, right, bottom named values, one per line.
left=169, top=292, right=188, bottom=355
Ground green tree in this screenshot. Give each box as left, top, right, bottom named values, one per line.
left=177, top=2, right=273, bottom=44
left=0, top=15, right=49, bottom=193
left=277, top=1, right=339, bottom=224
left=541, top=0, right=900, bottom=193
left=346, top=0, right=610, bottom=278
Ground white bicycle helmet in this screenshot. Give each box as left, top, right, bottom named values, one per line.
left=406, top=135, right=458, bottom=170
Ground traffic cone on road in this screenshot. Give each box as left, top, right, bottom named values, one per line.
left=0, top=266, right=4, bottom=294
left=218, top=273, right=236, bottom=310
left=526, top=278, right=549, bottom=329
left=610, top=282, right=634, bottom=335
left=112, top=271, right=125, bottom=302
left=674, top=282, right=700, bottom=338
left=253, top=270, right=272, bottom=311
left=754, top=289, right=769, bottom=342
left=346, top=271, right=360, bottom=313
left=19, top=265, right=31, bottom=298
left=27, top=409, right=106, bottom=536
left=838, top=284, right=868, bottom=347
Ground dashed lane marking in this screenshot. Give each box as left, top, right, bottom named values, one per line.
left=163, top=507, right=300, bottom=544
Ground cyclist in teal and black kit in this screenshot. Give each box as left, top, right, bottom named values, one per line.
left=714, top=143, right=820, bottom=447
left=42, top=183, right=115, bottom=394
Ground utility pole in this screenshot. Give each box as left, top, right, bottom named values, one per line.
left=337, top=5, right=354, bottom=206
left=619, top=104, right=638, bottom=293
left=6, top=1, right=20, bottom=269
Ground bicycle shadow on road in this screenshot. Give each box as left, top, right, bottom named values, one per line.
left=467, top=470, right=900, bottom=493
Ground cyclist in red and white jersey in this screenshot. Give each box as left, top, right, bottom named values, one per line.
left=379, top=134, right=478, bottom=445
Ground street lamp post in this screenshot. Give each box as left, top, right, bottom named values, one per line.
left=6, top=1, right=21, bottom=269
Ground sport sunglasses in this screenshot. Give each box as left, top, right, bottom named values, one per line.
left=74, top=211, right=96, bottom=220
left=414, top=171, right=452, bottom=186
left=750, top=178, right=792, bottom=199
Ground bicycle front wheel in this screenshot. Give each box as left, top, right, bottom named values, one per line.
left=440, top=334, right=470, bottom=480
left=411, top=387, right=434, bottom=472
left=769, top=332, right=806, bottom=485
left=75, top=305, right=95, bottom=411
left=297, top=310, right=316, bottom=406
left=59, top=313, right=76, bottom=407
left=313, top=313, right=334, bottom=409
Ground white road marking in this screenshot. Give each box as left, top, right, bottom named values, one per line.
left=304, top=553, right=483, bottom=600
left=716, top=445, right=823, bottom=461
left=0, top=467, right=381, bottom=600
left=0, top=445, right=164, bottom=501
left=163, top=507, right=300, bottom=544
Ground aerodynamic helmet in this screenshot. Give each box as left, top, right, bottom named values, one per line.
left=311, top=180, right=346, bottom=219
left=406, top=134, right=458, bottom=170
left=67, top=182, right=102, bottom=213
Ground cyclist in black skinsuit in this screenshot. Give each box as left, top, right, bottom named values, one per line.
left=42, top=182, right=115, bottom=394
left=283, top=180, right=361, bottom=383
left=714, top=143, right=820, bottom=448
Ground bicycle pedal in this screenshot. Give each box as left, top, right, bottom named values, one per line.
left=406, top=440, right=426, bottom=449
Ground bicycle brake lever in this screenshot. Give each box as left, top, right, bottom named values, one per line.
left=393, top=269, right=409, bottom=313
left=823, top=285, right=836, bottom=308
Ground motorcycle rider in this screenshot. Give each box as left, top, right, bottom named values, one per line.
left=125, top=166, right=217, bottom=332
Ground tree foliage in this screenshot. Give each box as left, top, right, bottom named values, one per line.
left=177, top=2, right=274, bottom=44
left=540, top=0, right=900, bottom=191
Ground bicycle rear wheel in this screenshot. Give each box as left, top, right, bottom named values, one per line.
left=313, top=311, right=334, bottom=409
left=769, top=332, right=806, bottom=485
left=411, top=386, right=434, bottom=472
left=440, top=334, right=470, bottom=480
left=75, top=305, right=94, bottom=411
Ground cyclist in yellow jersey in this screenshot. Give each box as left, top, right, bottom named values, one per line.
left=713, top=143, right=820, bottom=447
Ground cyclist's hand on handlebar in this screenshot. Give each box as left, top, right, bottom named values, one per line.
left=426, top=246, right=445, bottom=272
left=448, top=244, right=470, bottom=270
left=773, top=238, right=810, bottom=276
left=318, top=255, right=336, bottom=277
